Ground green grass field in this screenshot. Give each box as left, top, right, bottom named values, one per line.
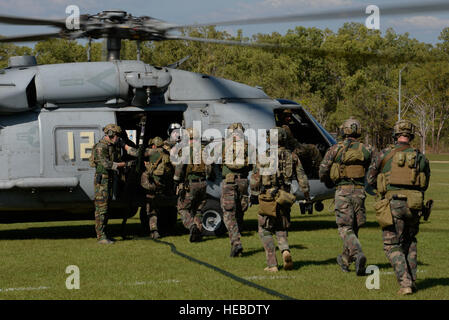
left=1, top=155, right=449, bottom=300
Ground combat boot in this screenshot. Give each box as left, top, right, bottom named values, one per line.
left=264, top=266, right=278, bottom=272
left=189, top=225, right=202, bottom=242
left=398, top=287, right=413, bottom=295
left=150, top=230, right=161, bottom=240
left=355, top=253, right=367, bottom=276
left=282, top=250, right=293, bottom=270
left=230, top=244, right=243, bottom=257
left=411, top=282, right=418, bottom=293
left=337, top=255, right=349, bottom=273
left=97, top=238, right=115, bottom=244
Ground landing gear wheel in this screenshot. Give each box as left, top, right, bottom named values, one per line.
left=201, top=199, right=227, bottom=236
left=314, top=201, right=324, bottom=212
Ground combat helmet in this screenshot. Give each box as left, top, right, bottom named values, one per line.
left=151, top=136, right=164, bottom=147
left=103, top=124, right=122, bottom=137
left=227, top=122, right=245, bottom=139
left=280, top=109, right=294, bottom=124
left=228, top=122, right=245, bottom=131
left=167, top=122, right=181, bottom=136
left=341, top=117, right=361, bottom=138
left=393, top=119, right=415, bottom=140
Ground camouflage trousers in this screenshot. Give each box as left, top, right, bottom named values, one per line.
left=177, top=180, right=207, bottom=232
left=335, top=186, right=366, bottom=264
left=94, top=174, right=111, bottom=240
left=145, top=194, right=161, bottom=232
left=383, top=198, right=420, bottom=288
left=258, top=204, right=291, bottom=268
left=221, top=177, right=249, bottom=247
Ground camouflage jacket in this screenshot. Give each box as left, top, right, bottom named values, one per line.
left=366, top=142, right=430, bottom=192
left=92, top=137, right=120, bottom=175
left=257, top=146, right=310, bottom=194
left=319, top=137, right=372, bottom=187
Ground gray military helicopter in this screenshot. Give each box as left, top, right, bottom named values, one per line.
left=1, top=3, right=447, bottom=236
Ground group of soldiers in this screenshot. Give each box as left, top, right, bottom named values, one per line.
left=90, top=114, right=431, bottom=296
left=319, top=117, right=431, bottom=295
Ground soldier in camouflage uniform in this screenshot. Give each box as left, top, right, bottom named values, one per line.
left=319, top=118, right=372, bottom=275
left=90, top=124, right=131, bottom=244
left=140, top=136, right=175, bottom=239
left=173, top=127, right=210, bottom=242
left=253, top=127, right=310, bottom=272
left=279, top=109, right=322, bottom=180
left=221, top=123, right=253, bottom=257
left=167, top=123, right=182, bottom=146
left=367, top=119, right=430, bottom=295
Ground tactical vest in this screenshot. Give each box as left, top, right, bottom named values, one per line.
left=223, top=138, right=249, bottom=171
left=330, top=140, right=366, bottom=182
left=261, top=148, right=293, bottom=186
left=146, top=149, right=172, bottom=178
left=383, top=147, right=427, bottom=189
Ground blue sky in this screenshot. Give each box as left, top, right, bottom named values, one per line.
left=0, top=0, right=448, bottom=46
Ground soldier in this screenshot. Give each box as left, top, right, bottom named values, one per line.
left=140, top=136, right=175, bottom=239
left=167, top=122, right=182, bottom=145
left=173, top=127, right=210, bottom=242
left=319, top=118, right=372, bottom=275
left=367, top=119, right=431, bottom=295
left=253, top=127, right=310, bottom=272
left=280, top=109, right=322, bottom=181
left=90, top=124, right=130, bottom=244
left=221, top=123, right=253, bottom=257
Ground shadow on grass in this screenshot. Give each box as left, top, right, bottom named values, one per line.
left=242, top=218, right=380, bottom=233
left=417, top=278, right=449, bottom=291
left=293, top=257, right=337, bottom=270
left=154, top=238, right=296, bottom=300
left=0, top=222, right=170, bottom=240
left=369, top=260, right=429, bottom=271
left=0, top=223, right=97, bottom=240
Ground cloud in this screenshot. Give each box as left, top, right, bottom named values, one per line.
left=390, top=16, right=449, bottom=30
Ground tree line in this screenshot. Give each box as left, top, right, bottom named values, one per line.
left=1, top=23, right=448, bottom=153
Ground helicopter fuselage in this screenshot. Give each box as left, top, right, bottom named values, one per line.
left=0, top=58, right=335, bottom=223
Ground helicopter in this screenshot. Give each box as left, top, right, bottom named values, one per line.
left=0, top=3, right=447, bottom=236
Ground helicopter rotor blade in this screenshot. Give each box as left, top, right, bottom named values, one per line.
left=165, top=35, right=445, bottom=64
left=168, top=1, right=449, bottom=30
left=0, top=14, right=66, bottom=28
left=0, top=32, right=63, bottom=43
left=165, top=35, right=279, bottom=48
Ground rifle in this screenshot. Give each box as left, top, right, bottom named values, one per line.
left=135, top=115, right=148, bottom=176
